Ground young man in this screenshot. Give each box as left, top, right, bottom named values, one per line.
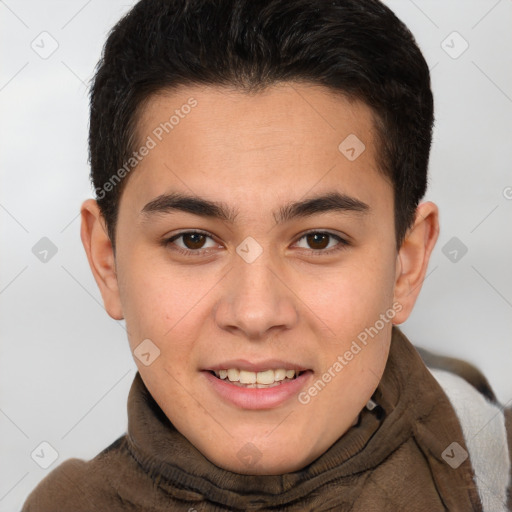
left=23, top=0, right=511, bottom=510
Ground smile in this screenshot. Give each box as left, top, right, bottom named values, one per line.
left=211, top=368, right=304, bottom=388
left=203, top=367, right=313, bottom=409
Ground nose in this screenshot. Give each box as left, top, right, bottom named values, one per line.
left=213, top=253, right=299, bottom=341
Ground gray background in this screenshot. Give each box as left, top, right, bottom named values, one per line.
left=1, top=1, right=511, bottom=510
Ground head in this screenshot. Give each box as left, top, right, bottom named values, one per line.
left=81, top=0, right=439, bottom=474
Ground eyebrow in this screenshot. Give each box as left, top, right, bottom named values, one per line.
left=140, top=191, right=370, bottom=224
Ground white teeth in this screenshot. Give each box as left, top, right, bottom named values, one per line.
left=213, top=368, right=300, bottom=385
left=256, top=369, right=275, bottom=385
left=227, top=368, right=240, bottom=382
left=239, top=370, right=256, bottom=384
left=274, top=369, right=286, bottom=381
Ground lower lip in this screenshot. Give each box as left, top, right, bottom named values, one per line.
left=202, top=370, right=313, bottom=410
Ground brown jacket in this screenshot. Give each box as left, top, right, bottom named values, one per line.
left=22, top=327, right=512, bottom=511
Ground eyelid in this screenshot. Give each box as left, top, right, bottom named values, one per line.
left=164, top=229, right=221, bottom=255
left=166, top=228, right=215, bottom=241
left=292, top=229, right=350, bottom=254
left=163, top=229, right=350, bottom=256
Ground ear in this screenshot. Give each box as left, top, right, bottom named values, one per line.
left=392, top=201, right=439, bottom=324
left=80, top=199, right=124, bottom=320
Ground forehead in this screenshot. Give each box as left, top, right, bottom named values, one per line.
left=137, top=82, right=377, bottom=152
left=124, top=82, right=390, bottom=214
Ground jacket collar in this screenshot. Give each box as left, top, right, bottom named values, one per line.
left=125, top=326, right=481, bottom=509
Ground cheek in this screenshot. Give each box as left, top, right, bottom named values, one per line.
left=299, top=252, right=396, bottom=335
left=116, top=249, right=201, bottom=347
left=307, top=260, right=395, bottom=406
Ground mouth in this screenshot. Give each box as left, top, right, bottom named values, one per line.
left=203, top=366, right=313, bottom=409
left=208, top=368, right=307, bottom=388
left=202, top=360, right=314, bottom=409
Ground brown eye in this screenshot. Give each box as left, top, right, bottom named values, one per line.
left=305, top=233, right=330, bottom=250
left=182, top=233, right=207, bottom=249
left=294, top=231, right=348, bottom=254
left=166, top=231, right=218, bottom=253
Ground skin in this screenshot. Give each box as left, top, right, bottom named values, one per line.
left=81, top=82, right=439, bottom=475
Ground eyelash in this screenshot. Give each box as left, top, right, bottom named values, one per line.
left=162, top=229, right=350, bottom=257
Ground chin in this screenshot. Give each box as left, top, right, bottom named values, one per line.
left=221, top=457, right=308, bottom=476
left=207, top=442, right=312, bottom=475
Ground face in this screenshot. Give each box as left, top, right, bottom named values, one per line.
left=86, top=82, right=433, bottom=475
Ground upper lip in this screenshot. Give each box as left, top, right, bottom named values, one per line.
left=205, top=359, right=311, bottom=372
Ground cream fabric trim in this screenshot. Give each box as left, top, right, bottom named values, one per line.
left=429, top=368, right=510, bottom=512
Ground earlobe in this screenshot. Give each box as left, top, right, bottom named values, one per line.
left=392, top=201, right=439, bottom=324
left=80, top=199, right=124, bottom=320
